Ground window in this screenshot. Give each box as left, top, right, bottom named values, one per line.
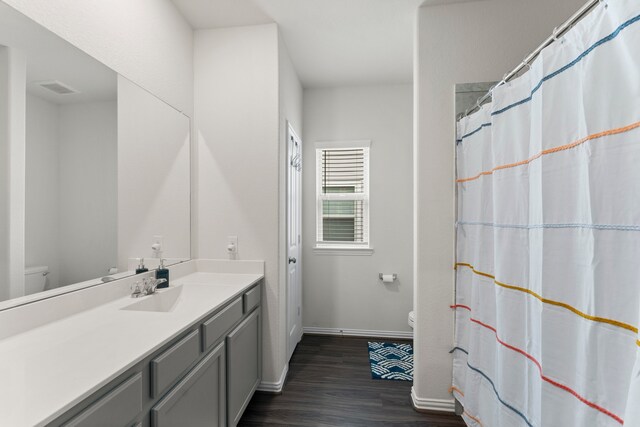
left=315, top=141, right=370, bottom=252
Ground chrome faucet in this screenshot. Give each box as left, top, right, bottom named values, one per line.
left=130, top=277, right=168, bottom=298
left=142, top=277, right=167, bottom=295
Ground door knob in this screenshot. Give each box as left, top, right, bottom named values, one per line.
left=288, top=257, right=297, bottom=264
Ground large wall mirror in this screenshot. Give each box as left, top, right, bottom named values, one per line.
left=0, top=3, right=191, bottom=308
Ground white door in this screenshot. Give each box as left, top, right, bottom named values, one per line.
left=286, top=123, right=302, bottom=361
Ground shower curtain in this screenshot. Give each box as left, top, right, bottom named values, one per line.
left=452, top=1, right=640, bottom=426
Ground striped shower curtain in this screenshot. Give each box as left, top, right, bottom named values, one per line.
left=452, top=1, right=640, bottom=426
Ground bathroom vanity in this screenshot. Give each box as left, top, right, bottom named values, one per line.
left=0, top=5, right=265, bottom=426
left=0, top=260, right=263, bottom=427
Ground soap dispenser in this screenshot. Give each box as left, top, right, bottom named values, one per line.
left=135, top=258, right=148, bottom=274
left=156, top=259, right=169, bottom=288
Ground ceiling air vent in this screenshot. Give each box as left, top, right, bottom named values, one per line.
left=36, top=80, right=79, bottom=95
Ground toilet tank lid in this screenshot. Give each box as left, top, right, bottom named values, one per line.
left=25, top=266, right=49, bottom=275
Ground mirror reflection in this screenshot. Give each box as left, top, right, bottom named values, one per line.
left=0, top=4, right=190, bottom=305
left=25, top=51, right=117, bottom=295
left=117, top=76, right=191, bottom=274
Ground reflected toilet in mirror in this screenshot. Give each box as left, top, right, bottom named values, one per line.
left=24, top=266, right=48, bottom=295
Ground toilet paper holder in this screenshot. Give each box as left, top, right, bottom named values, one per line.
left=379, top=273, right=398, bottom=282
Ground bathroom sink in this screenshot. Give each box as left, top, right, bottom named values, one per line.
left=121, top=285, right=183, bottom=313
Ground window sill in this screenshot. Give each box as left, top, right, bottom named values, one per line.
left=313, top=246, right=374, bottom=256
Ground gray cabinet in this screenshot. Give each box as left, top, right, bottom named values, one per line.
left=242, top=287, right=260, bottom=313
left=51, top=281, right=262, bottom=427
left=64, top=373, right=143, bottom=427
left=226, top=309, right=261, bottom=427
left=151, top=341, right=226, bottom=427
left=202, top=298, right=242, bottom=352
left=150, top=329, right=201, bottom=398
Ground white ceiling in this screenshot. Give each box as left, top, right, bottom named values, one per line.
left=171, top=0, right=273, bottom=29
left=0, top=3, right=116, bottom=104
left=171, top=0, right=424, bottom=88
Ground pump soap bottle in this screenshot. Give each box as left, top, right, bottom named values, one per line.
left=135, top=258, right=149, bottom=274
left=156, top=259, right=169, bottom=288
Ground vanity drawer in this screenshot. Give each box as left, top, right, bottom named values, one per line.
left=150, top=329, right=200, bottom=398
left=201, top=298, right=242, bottom=351
left=243, top=286, right=260, bottom=313
left=64, top=373, right=142, bottom=427
left=150, top=342, right=226, bottom=427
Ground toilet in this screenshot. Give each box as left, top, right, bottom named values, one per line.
left=408, top=311, right=415, bottom=329
left=24, top=266, right=49, bottom=295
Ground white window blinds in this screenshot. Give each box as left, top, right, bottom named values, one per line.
left=316, top=142, right=370, bottom=247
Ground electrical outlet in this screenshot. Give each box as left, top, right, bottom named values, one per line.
left=227, top=236, right=238, bottom=255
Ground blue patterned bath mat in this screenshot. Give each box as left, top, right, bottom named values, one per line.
left=368, top=342, right=413, bottom=381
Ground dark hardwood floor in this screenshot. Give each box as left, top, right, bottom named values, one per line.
left=239, top=335, right=466, bottom=427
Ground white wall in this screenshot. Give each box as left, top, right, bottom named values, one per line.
left=302, top=85, right=413, bottom=335
left=25, top=94, right=60, bottom=289
left=413, top=0, right=587, bottom=409
left=194, top=24, right=283, bottom=386
left=117, top=76, right=191, bottom=272
left=279, top=39, right=303, bottom=136
left=58, top=101, right=117, bottom=285
left=1, top=0, right=193, bottom=115
left=0, top=49, right=7, bottom=301
left=0, top=46, right=26, bottom=301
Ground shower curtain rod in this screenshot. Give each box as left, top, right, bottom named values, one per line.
left=459, top=0, right=601, bottom=119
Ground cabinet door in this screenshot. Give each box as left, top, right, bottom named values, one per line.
left=226, top=309, right=261, bottom=427
left=151, top=342, right=226, bottom=427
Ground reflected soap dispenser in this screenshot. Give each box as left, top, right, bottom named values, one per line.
left=135, top=258, right=148, bottom=274
left=156, top=259, right=169, bottom=288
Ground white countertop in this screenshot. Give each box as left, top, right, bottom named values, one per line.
left=0, top=267, right=263, bottom=427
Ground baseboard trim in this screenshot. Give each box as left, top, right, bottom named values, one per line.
left=411, top=387, right=455, bottom=413
left=257, top=363, right=289, bottom=393
left=303, top=327, right=413, bottom=339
